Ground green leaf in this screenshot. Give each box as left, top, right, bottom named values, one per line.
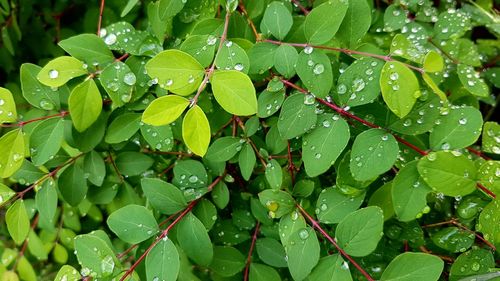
left=208, top=246, right=245, bottom=277
left=74, top=233, right=120, bottom=277
left=180, top=35, right=217, bottom=68
left=429, top=106, right=483, bottom=150
left=249, top=263, right=281, bottom=281
left=258, top=189, right=294, bottom=219
left=389, top=94, right=441, bottom=135
left=303, top=114, right=350, bottom=177
left=205, top=137, right=242, bottom=162
left=335, top=206, right=384, bottom=257
left=380, top=61, right=420, bottom=118
left=37, top=56, right=87, bottom=87
left=6, top=200, right=30, bottom=245
left=0, top=183, right=16, bottom=204
left=115, top=152, right=154, bottom=176
left=482, top=122, right=500, bottom=154
left=29, top=119, right=64, bottom=166
left=417, top=151, right=477, bottom=197
left=260, top=2, right=293, bottom=40
left=316, top=186, right=365, bottom=224
left=58, top=34, right=115, bottom=66
left=176, top=212, right=213, bottom=266
left=336, top=0, right=372, bottom=47
left=99, top=61, right=136, bottom=106
left=248, top=42, right=279, bottom=74
left=239, top=142, right=256, bottom=181
left=145, top=49, right=205, bottom=96
left=68, top=79, right=103, bottom=132
left=368, top=182, right=395, bottom=220
left=83, top=151, right=106, bottom=186
left=20, top=64, right=61, bottom=111
left=433, top=9, right=471, bottom=40
left=158, top=0, right=185, bottom=20
left=121, top=0, right=139, bottom=17
left=350, top=128, right=399, bottom=181
left=423, top=51, right=444, bottom=72
left=295, top=48, right=333, bottom=98
left=105, top=113, right=141, bottom=144
left=0, top=87, right=17, bottom=123
left=257, top=89, right=285, bottom=118
left=273, top=44, right=298, bottom=78
left=142, top=95, right=190, bottom=126
left=285, top=227, right=320, bottom=281
left=211, top=70, right=257, bottom=116
left=107, top=204, right=159, bottom=244
left=54, top=265, right=80, bottom=281
left=215, top=40, right=250, bottom=74
left=450, top=248, right=495, bottom=280
left=304, top=0, right=348, bottom=44
left=383, top=5, right=407, bottom=32
left=146, top=238, right=180, bottom=281
left=478, top=198, right=500, bottom=249
left=380, top=252, right=443, bottom=281
left=278, top=94, right=317, bottom=139
left=35, top=180, right=58, bottom=228
left=212, top=182, right=230, bottom=209
left=0, top=129, right=25, bottom=178
left=256, top=238, right=287, bottom=268
left=457, top=64, right=489, bottom=97
left=173, top=159, right=208, bottom=190
left=140, top=123, right=174, bottom=152
left=27, top=231, right=48, bottom=260
left=392, top=161, right=432, bottom=222
left=141, top=178, right=187, bottom=215
left=58, top=161, right=88, bottom=206
left=265, top=159, right=282, bottom=190
left=182, top=105, right=211, bottom=156
left=431, top=227, right=474, bottom=253
left=389, top=34, right=425, bottom=64
left=308, top=254, right=353, bottom=281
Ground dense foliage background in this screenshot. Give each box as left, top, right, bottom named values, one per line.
left=0, top=0, right=499, bottom=280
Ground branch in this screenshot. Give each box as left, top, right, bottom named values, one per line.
left=243, top=222, right=260, bottom=281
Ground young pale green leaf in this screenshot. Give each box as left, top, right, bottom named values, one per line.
left=278, top=94, right=317, bottom=139
left=58, top=161, right=88, bottom=206
left=0, top=87, right=17, bottom=123
left=423, top=51, right=444, bottom=72
left=239, top=142, right=256, bottom=181
left=205, top=137, right=242, bottom=162
left=68, top=79, right=102, bottom=132
left=74, top=233, right=121, bottom=277
left=285, top=227, right=320, bottom=281
left=215, top=40, right=250, bottom=74
left=211, top=70, right=257, bottom=116
left=392, top=161, right=432, bottom=222
left=115, top=152, right=154, bottom=176
left=146, top=238, right=180, bottom=281
left=182, top=105, right=211, bottom=156
left=249, top=263, right=281, bottom=281
left=316, top=186, right=365, bottom=224
left=380, top=252, right=443, bottom=281
left=260, top=2, right=293, bottom=40
left=273, top=44, right=298, bottom=78
left=83, top=151, right=106, bottom=186
left=30, top=119, right=64, bottom=166
left=380, top=61, right=420, bottom=118
left=482, top=122, right=500, bottom=154
left=303, top=114, right=350, bottom=177
left=6, top=200, right=30, bottom=245
left=37, top=56, right=87, bottom=87
left=35, top=180, right=58, bottom=228
left=295, top=48, right=333, bottom=98
left=265, top=159, right=282, bottom=190
left=478, top=198, right=500, bottom=249
left=417, top=151, right=477, bottom=197
left=20, top=64, right=61, bottom=111
left=141, top=178, right=187, bottom=215
left=308, top=254, right=353, bottom=281
left=350, top=128, right=399, bottom=181
left=27, top=231, right=48, bottom=260
left=336, top=0, right=372, bottom=47
left=208, top=246, right=245, bottom=277
left=142, top=95, right=190, bottom=126
left=304, top=0, right=348, bottom=44
left=105, top=113, right=141, bottom=144
left=176, top=212, right=213, bottom=266
left=256, top=238, right=287, bottom=268
left=58, top=34, right=115, bottom=66
left=145, top=49, right=205, bottom=96
left=457, top=64, right=489, bottom=97
left=0, top=183, right=16, bottom=204
left=158, top=0, right=186, bottom=20
left=107, top=204, right=159, bottom=244
left=335, top=206, right=384, bottom=257
left=429, top=106, right=482, bottom=150
left=0, top=129, right=25, bottom=178
left=258, top=189, right=294, bottom=219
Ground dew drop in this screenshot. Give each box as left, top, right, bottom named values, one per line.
left=304, top=46, right=314, bottom=54
left=48, top=70, right=59, bottom=79
left=104, top=33, right=117, bottom=45
left=313, top=64, right=324, bottom=75
left=123, top=72, right=137, bottom=86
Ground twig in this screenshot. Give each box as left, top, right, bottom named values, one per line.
left=243, top=222, right=261, bottom=281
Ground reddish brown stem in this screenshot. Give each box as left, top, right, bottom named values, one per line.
left=287, top=142, right=296, bottom=186
left=238, top=2, right=260, bottom=40
left=243, top=222, right=261, bottom=281
left=291, top=0, right=310, bottom=15
left=1, top=111, right=68, bottom=128
left=419, top=246, right=455, bottom=263
left=467, top=147, right=491, bottom=160
left=115, top=53, right=129, bottom=62
left=97, top=0, right=106, bottom=36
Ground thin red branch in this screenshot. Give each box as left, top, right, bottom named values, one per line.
left=238, top=2, right=260, bottom=40
left=1, top=111, right=68, bottom=128
left=243, top=222, right=261, bottom=281
left=97, top=0, right=106, bottom=36
left=291, top=0, right=310, bottom=15
left=467, top=147, right=491, bottom=160
left=287, top=142, right=296, bottom=186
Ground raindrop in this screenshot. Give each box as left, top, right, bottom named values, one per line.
left=304, top=94, right=315, bottom=105
left=234, top=63, right=244, bottom=71
left=304, top=46, right=313, bottom=54
left=298, top=228, right=309, bottom=240
left=39, top=100, right=54, bottom=110
left=48, top=70, right=59, bottom=79
left=313, top=64, right=324, bottom=75
left=123, top=72, right=137, bottom=86
left=207, top=35, right=217, bottom=45
left=104, top=34, right=117, bottom=45
left=352, top=78, right=365, bottom=92
left=389, top=72, right=399, bottom=80
left=322, top=120, right=331, bottom=127
left=337, top=84, right=347, bottom=95
left=458, top=118, right=467, bottom=125
left=403, top=119, right=412, bottom=127
left=225, top=40, right=233, bottom=47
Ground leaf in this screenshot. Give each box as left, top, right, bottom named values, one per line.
left=417, top=151, right=477, bottom=197
left=308, top=254, right=353, bottom=281
left=68, top=79, right=103, bottom=132
left=265, top=159, right=283, bottom=190
left=176, top=212, right=213, bottom=266
left=58, top=161, right=88, bottom=206
left=211, top=70, right=257, bottom=116
left=278, top=94, right=317, bottom=139
left=336, top=0, right=372, bottom=47
left=260, top=2, right=293, bottom=40
left=212, top=182, right=230, bottom=209
left=380, top=252, right=443, bottom=281
left=105, top=113, right=141, bottom=144
left=249, top=263, right=281, bottom=281
left=304, top=0, right=348, bottom=44
left=257, top=89, right=285, bottom=118
left=429, top=106, right=483, bottom=150
left=383, top=5, right=407, bottom=32
left=335, top=206, right=384, bottom=257
left=295, top=48, right=333, bottom=98
left=389, top=34, right=425, bottom=64
left=350, top=128, right=399, bottom=181
left=99, top=61, right=136, bottom=107
left=392, top=161, right=432, bottom=222
left=29, top=119, right=64, bottom=166
left=450, top=248, right=495, bottom=280
left=158, top=0, right=186, bottom=20
left=316, top=186, right=365, bottom=224
left=27, top=231, right=48, bottom=260
left=205, top=137, right=242, bottom=162
left=482, top=122, right=500, bottom=154
left=215, top=40, right=250, bottom=73
left=115, top=152, right=154, bottom=176
left=83, top=151, right=106, bottom=186
left=273, top=44, right=298, bottom=78
left=58, top=34, right=115, bottom=66
left=146, top=238, right=180, bottom=281
left=431, top=227, right=474, bottom=253
left=141, top=178, right=187, bottom=215
left=248, top=42, right=279, bottom=74
left=303, top=114, right=350, bottom=177
left=258, top=189, right=294, bottom=219
left=423, top=51, right=444, bottom=72
left=368, top=182, right=395, bottom=220
left=107, top=204, right=159, bottom=244
left=37, top=56, right=87, bottom=87
left=457, top=64, right=489, bottom=97
left=0, top=129, right=25, bottom=178
left=256, top=238, right=287, bottom=268
left=140, top=123, right=174, bottom=152
left=121, top=0, right=139, bottom=17
left=142, top=95, right=190, bottom=126
left=182, top=105, right=211, bottom=156
left=145, top=49, right=205, bottom=96
left=6, top=200, right=30, bottom=245
left=239, top=143, right=256, bottom=181
left=478, top=198, right=500, bottom=249
left=208, top=246, right=245, bottom=277
left=0, top=87, right=17, bottom=123
left=54, top=265, right=80, bottom=281
left=74, top=233, right=121, bottom=277
left=0, top=183, right=16, bottom=204
left=35, top=180, right=58, bottom=228
left=380, top=61, right=420, bottom=118
left=20, top=64, right=61, bottom=111
left=180, top=35, right=217, bottom=68
left=433, top=9, right=471, bottom=40
left=285, top=227, right=320, bottom=281
left=389, top=94, right=441, bottom=136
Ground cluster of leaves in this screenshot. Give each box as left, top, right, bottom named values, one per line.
left=0, top=0, right=499, bottom=280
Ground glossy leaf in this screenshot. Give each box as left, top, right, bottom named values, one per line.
left=37, top=56, right=87, bottom=87
left=176, top=212, right=213, bottom=266
left=0, top=129, right=25, bottom=178
left=316, top=186, right=365, bottom=224
left=304, top=0, right=348, bottom=44
left=6, top=200, right=30, bottom=245
left=29, top=118, right=64, bottom=166
left=68, top=79, right=103, bottom=132
left=146, top=238, right=180, bottom=281
left=381, top=252, right=443, bottom=281
left=107, top=204, right=159, bottom=244
left=260, top=1, right=293, bottom=40
left=141, top=178, right=187, bottom=215
left=277, top=94, right=317, bottom=139
left=142, top=95, right=190, bottom=126
left=380, top=61, right=420, bottom=118
left=285, top=227, right=320, bottom=281
left=211, top=70, right=257, bottom=116
left=336, top=0, right=372, bottom=47
left=295, top=48, right=333, bottom=98
left=182, top=105, right=211, bottom=156
left=58, top=34, right=115, bottom=66
left=0, top=87, right=17, bottom=123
